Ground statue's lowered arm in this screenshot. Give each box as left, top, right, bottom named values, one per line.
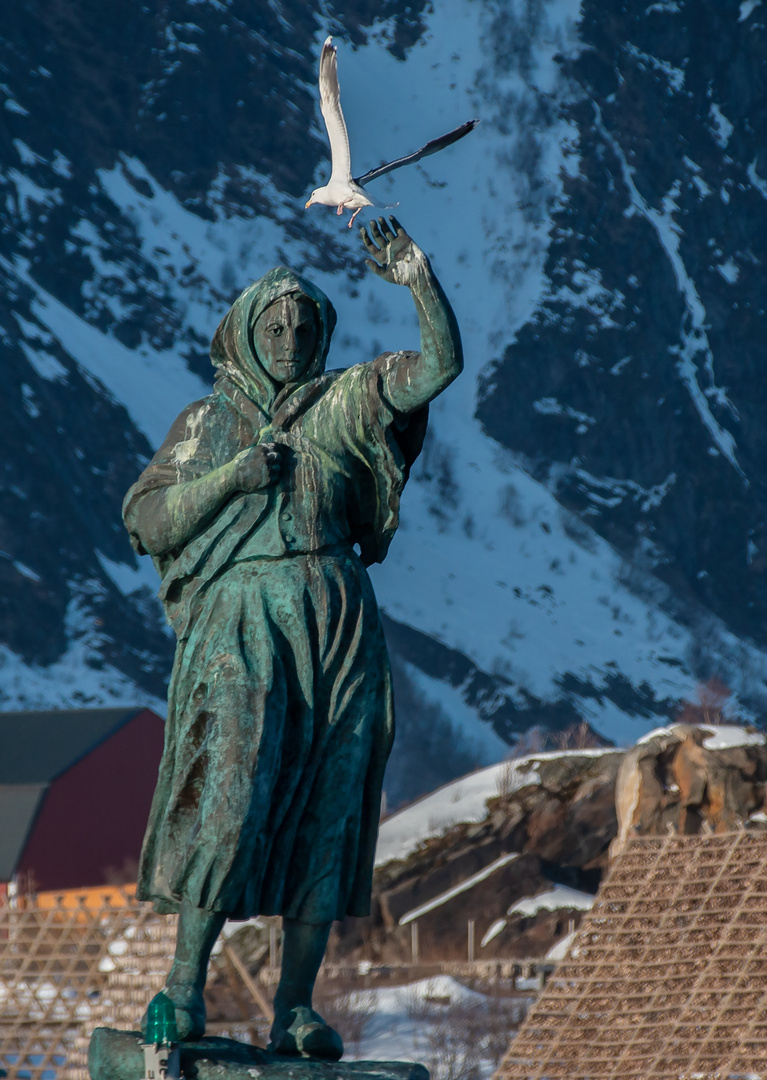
left=361, top=217, right=463, bottom=413
left=124, top=441, right=284, bottom=557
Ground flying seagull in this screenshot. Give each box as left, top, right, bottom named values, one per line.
left=305, top=36, right=478, bottom=227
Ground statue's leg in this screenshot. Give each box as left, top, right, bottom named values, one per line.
left=268, top=918, right=343, bottom=1060
left=144, top=900, right=225, bottom=1041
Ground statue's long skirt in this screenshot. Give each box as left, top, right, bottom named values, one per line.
left=137, top=548, right=394, bottom=923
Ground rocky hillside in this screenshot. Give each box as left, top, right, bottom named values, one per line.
left=477, top=0, right=767, bottom=651
left=2, top=0, right=766, bottom=806
left=332, top=723, right=767, bottom=963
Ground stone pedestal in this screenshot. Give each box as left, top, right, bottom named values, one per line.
left=88, top=1027, right=429, bottom=1080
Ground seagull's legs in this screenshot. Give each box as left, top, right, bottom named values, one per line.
left=347, top=207, right=363, bottom=228
left=336, top=204, right=344, bottom=216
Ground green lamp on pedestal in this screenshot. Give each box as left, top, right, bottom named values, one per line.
left=141, top=993, right=181, bottom=1079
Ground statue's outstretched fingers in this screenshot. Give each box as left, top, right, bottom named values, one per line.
left=378, top=217, right=396, bottom=241
left=364, top=258, right=384, bottom=277
left=369, top=218, right=385, bottom=244
left=389, top=215, right=405, bottom=235
left=360, top=227, right=381, bottom=254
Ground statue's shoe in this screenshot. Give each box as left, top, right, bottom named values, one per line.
left=268, top=1006, right=344, bottom=1061
left=141, top=982, right=206, bottom=1042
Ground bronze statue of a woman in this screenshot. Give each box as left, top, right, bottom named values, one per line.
left=123, top=218, right=462, bottom=1059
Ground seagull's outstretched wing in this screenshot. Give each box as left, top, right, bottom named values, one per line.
left=319, top=37, right=352, bottom=183
left=353, top=119, right=479, bottom=187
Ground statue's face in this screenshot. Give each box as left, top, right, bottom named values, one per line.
left=253, top=296, right=319, bottom=384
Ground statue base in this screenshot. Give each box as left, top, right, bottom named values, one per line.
left=88, top=1027, right=430, bottom=1080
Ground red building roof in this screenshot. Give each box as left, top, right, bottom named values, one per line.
left=0, top=707, right=164, bottom=891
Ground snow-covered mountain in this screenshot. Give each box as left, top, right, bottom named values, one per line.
left=2, top=0, right=766, bottom=806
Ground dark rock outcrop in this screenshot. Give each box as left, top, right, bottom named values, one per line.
left=331, top=750, right=623, bottom=963
left=336, top=729, right=767, bottom=963
left=476, top=0, right=767, bottom=649
left=612, top=723, right=767, bottom=856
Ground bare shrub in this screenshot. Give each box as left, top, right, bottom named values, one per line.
left=676, top=676, right=732, bottom=727
left=425, top=992, right=531, bottom=1080
left=549, top=720, right=602, bottom=750
left=479, top=992, right=531, bottom=1069
left=496, top=759, right=518, bottom=800
left=511, top=727, right=547, bottom=759
left=404, top=981, right=431, bottom=1023
left=426, top=1004, right=482, bottom=1080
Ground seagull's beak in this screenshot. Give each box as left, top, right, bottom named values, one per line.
left=304, top=198, right=313, bottom=208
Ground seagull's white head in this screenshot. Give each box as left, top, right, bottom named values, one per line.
left=305, top=185, right=337, bottom=209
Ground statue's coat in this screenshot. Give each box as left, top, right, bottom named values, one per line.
left=124, top=269, right=427, bottom=922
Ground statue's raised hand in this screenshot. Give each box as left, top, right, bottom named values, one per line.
left=361, top=216, right=428, bottom=287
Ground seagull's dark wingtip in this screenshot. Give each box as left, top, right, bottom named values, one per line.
left=441, top=118, right=480, bottom=147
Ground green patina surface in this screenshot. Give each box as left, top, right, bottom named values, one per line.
left=90, top=1027, right=430, bottom=1080
left=110, top=219, right=461, bottom=1065
left=122, top=221, right=460, bottom=928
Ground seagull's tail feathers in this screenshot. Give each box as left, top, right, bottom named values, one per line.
left=361, top=197, right=399, bottom=213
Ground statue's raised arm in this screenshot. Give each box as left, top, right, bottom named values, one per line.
left=361, top=216, right=463, bottom=413
left=118, top=225, right=465, bottom=1068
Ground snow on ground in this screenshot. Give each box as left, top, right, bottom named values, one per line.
left=480, top=919, right=509, bottom=948
left=702, top=726, right=766, bottom=749
left=377, top=722, right=767, bottom=872
left=27, top=270, right=211, bottom=449
left=331, top=3, right=767, bottom=738
left=593, top=110, right=742, bottom=476
left=345, top=975, right=505, bottom=1072
left=401, top=662, right=511, bottom=765
left=319, top=6, right=767, bottom=743
left=507, top=884, right=595, bottom=918
left=399, top=853, right=521, bottom=924
left=376, top=719, right=767, bottom=903
left=636, top=723, right=767, bottom=749
left=375, top=748, right=616, bottom=866
left=546, top=929, right=577, bottom=961
left=375, top=758, right=537, bottom=866
left=480, top=885, right=594, bottom=948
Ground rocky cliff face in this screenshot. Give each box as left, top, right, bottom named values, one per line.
left=343, top=725, right=767, bottom=963
left=477, top=0, right=767, bottom=648
left=2, top=0, right=766, bottom=807
left=332, top=748, right=621, bottom=963
left=612, top=721, right=767, bottom=855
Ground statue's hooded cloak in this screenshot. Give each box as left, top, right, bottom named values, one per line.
left=211, top=266, right=337, bottom=415
left=125, top=267, right=426, bottom=641
left=124, top=268, right=426, bottom=922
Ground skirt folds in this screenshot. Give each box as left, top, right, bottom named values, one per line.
left=137, top=548, right=394, bottom=923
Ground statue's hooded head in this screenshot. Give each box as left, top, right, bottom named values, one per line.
left=210, top=268, right=337, bottom=414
